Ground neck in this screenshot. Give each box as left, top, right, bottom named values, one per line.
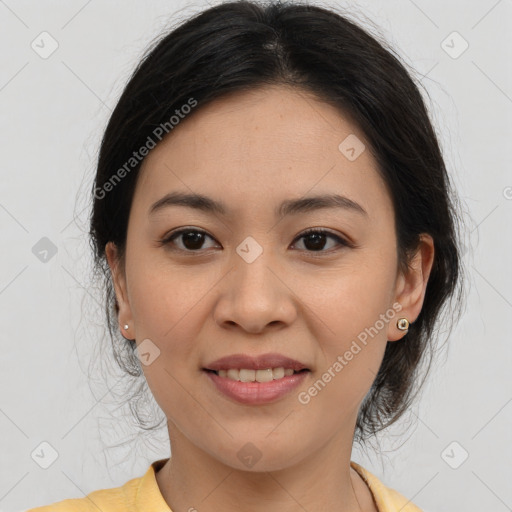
left=155, top=424, right=370, bottom=512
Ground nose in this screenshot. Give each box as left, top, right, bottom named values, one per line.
left=213, top=249, right=297, bottom=334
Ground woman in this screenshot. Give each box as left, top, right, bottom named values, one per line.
left=28, top=1, right=463, bottom=510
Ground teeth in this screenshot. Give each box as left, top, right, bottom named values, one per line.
left=216, top=367, right=298, bottom=382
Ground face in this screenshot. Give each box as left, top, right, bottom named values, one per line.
left=106, top=84, right=433, bottom=471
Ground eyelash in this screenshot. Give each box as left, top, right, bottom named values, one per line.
left=160, top=227, right=353, bottom=255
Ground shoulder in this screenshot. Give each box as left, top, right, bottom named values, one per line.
left=350, top=461, right=424, bottom=512
left=24, top=474, right=143, bottom=512
left=25, top=458, right=170, bottom=512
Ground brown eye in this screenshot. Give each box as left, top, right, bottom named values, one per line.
left=292, top=229, right=350, bottom=252
left=164, top=229, right=218, bottom=252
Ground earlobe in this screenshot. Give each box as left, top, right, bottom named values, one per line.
left=387, top=234, right=435, bottom=342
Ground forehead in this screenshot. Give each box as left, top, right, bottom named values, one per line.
left=134, top=85, right=392, bottom=222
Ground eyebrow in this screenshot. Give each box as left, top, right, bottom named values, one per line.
left=149, top=191, right=368, bottom=218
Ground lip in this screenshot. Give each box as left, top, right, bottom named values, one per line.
left=204, top=369, right=309, bottom=405
left=203, top=352, right=309, bottom=372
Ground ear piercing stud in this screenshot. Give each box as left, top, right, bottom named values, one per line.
left=397, top=318, right=409, bottom=331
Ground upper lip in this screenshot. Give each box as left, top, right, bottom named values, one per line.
left=204, top=352, right=310, bottom=372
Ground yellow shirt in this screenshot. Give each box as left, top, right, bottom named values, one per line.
left=26, top=458, right=423, bottom=512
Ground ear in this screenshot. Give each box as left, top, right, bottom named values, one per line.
left=387, top=234, right=435, bottom=342
left=105, top=241, right=134, bottom=338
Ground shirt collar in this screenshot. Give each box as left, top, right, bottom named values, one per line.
left=134, top=457, right=172, bottom=511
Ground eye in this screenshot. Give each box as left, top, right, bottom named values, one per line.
left=161, top=227, right=351, bottom=254
left=291, top=228, right=351, bottom=253
left=162, top=228, right=219, bottom=252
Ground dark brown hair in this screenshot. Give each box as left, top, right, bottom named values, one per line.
left=88, top=0, right=464, bottom=445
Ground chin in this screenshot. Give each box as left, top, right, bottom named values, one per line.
left=211, top=439, right=308, bottom=473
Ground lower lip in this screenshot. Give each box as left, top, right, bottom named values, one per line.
left=204, top=370, right=309, bottom=405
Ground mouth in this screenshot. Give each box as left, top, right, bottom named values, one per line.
left=202, top=367, right=311, bottom=405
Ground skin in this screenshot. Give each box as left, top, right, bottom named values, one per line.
left=106, top=84, right=434, bottom=512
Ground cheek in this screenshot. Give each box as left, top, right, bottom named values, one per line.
left=307, top=253, right=397, bottom=396
left=127, top=256, right=212, bottom=339
left=314, top=254, right=397, bottom=341
left=125, top=261, right=210, bottom=396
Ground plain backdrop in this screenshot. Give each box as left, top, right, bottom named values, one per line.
left=0, top=1, right=511, bottom=511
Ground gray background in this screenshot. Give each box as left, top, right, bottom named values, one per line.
left=0, top=1, right=511, bottom=511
